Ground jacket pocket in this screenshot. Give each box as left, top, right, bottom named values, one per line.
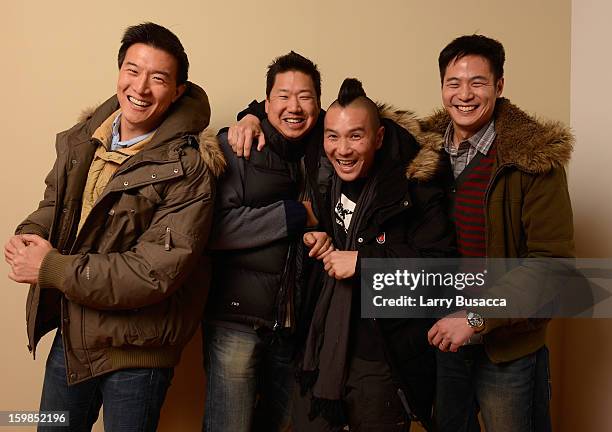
left=150, top=225, right=193, bottom=280
left=97, top=186, right=160, bottom=253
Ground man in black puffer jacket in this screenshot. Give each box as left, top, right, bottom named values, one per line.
left=203, top=51, right=333, bottom=432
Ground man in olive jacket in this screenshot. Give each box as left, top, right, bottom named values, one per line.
left=4, top=23, right=224, bottom=431
left=425, top=35, right=574, bottom=432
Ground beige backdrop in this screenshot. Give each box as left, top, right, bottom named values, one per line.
left=561, top=0, right=612, bottom=430
left=1, top=0, right=607, bottom=431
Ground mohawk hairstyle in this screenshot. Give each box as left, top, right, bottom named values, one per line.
left=337, top=78, right=367, bottom=106
left=332, top=78, right=381, bottom=128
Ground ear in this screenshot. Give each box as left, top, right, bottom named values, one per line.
left=173, top=83, right=187, bottom=103
left=495, top=77, right=505, bottom=97
left=375, top=125, right=385, bottom=150
left=265, top=98, right=270, bottom=115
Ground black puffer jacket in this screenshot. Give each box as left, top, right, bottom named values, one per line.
left=207, top=117, right=332, bottom=330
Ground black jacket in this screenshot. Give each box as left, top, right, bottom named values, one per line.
left=207, top=117, right=332, bottom=331
left=324, top=114, right=455, bottom=429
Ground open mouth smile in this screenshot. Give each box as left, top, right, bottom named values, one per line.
left=128, top=96, right=152, bottom=108
left=283, top=117, right=305, bottom=126
left=336, top=159, right=357, bottom=168
left=456, top=105, right=477, bottom=113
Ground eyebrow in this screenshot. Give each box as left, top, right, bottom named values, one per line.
left=445, top=75, right=489, bottom=82
left=125, top=62, right=170, bottom=77
left=324, top=127, right=365, bottom=134
left=152, top=70, right=171, bottom=78
left=276, top=88, right=314, bottom=94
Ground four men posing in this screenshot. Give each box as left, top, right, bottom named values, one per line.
left=4, top=22, right=573, bottom=432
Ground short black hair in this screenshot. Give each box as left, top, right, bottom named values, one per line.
left=118, top=22, right=189, bottom=85
left=266, top=51, right=321, bottom=102
left=438, top=34, right=505, bottom=83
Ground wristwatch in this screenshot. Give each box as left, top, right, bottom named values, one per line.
left=466, top=311, right=485, bottom=332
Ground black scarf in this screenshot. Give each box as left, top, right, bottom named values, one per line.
left=301, top=169, right=380, bottom=427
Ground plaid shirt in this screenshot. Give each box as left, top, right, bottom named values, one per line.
left=444, top=120, right=496, bottom=178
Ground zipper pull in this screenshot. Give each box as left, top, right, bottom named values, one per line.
left=165, top=227, right=172, bottom=251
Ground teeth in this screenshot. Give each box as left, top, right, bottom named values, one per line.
left=284, top=118, right=303, bottom=124
left=457, top=105, right=476, bottom=112
left=128, top=96, right=151, bottom=107
left=337, top=159, right=355, bottom=166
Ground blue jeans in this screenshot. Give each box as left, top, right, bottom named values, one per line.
left=435, top=345, right=552, bottom=432
left=39, top=331, right=173, bottom=432
left=203, top=323, right=295, bottom=432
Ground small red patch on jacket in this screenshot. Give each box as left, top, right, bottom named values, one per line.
left=376, top=232, right=386, bottom=244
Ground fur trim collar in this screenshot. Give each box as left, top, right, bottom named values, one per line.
left=419, top=98, right=574, bottom=174
left=77, top=105, right=225, bottom=178
left=378, top=104, right=446, bottom=182
left=198, top=128, right=226, bottom=178
left=79, top=105, right=97, bottom=124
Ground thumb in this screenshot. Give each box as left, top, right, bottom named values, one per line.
left=257, top=132, right=266, bottom=151
left=20, top=234, right=45, bottom=245
left=303, top=232, right=315, bottom=246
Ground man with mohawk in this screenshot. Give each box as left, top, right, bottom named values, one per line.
left=294, top=78, right=454, bottom=431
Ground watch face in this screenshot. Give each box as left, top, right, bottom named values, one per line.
left=467, top=312, right=484, bottom=328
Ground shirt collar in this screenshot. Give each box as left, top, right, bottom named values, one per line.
left=111, top=113, right=155, bottom=151
left=443, top=119, right=496, bottom=156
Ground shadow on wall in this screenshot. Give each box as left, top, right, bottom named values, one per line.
left=158, top=328, right=206, bottom=431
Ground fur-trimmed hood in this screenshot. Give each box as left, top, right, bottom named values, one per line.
left=77, top=87, right=225, bottom=179
left=378, top=104, right=446, bottom=182
left=197, top=128, right=226, bottom=178
left=418, top=97, right=574, bottom=174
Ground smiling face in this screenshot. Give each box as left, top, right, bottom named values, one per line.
left=116, top=43, right=186, bottom=141
left=265, top=70, right=320, bottom=141
left=323, top=103, right=384, bottom=182
left=442, top=54, right=504, bottom=143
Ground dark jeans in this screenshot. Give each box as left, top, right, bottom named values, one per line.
left=292, top=356, right=410, bottom=432
left=202, top=323, right=295, bottom=432
left=39, top=331, right=173, bottom=432
left=435, top=344, right=552, bottom=432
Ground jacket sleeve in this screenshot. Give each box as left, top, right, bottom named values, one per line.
left=15, top=159, right=58, bottom=239
left=207, top=133, right=306, bottom=250
left=236, top=100, right=266, bottom=121
left=481, top=166, right=575, bottom=334
left=36, top=150, right=215, bottom=310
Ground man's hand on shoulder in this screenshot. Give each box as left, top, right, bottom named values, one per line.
left=5, top=234, right=53, bottom=285
left=227, top=114, right=266, bottom=159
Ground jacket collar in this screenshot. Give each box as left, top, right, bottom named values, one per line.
left=77, top=82, right=225, bottom=179
left=377, top=104, right=448, bottom=182
left=419, top=97, right=574, bottom=174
